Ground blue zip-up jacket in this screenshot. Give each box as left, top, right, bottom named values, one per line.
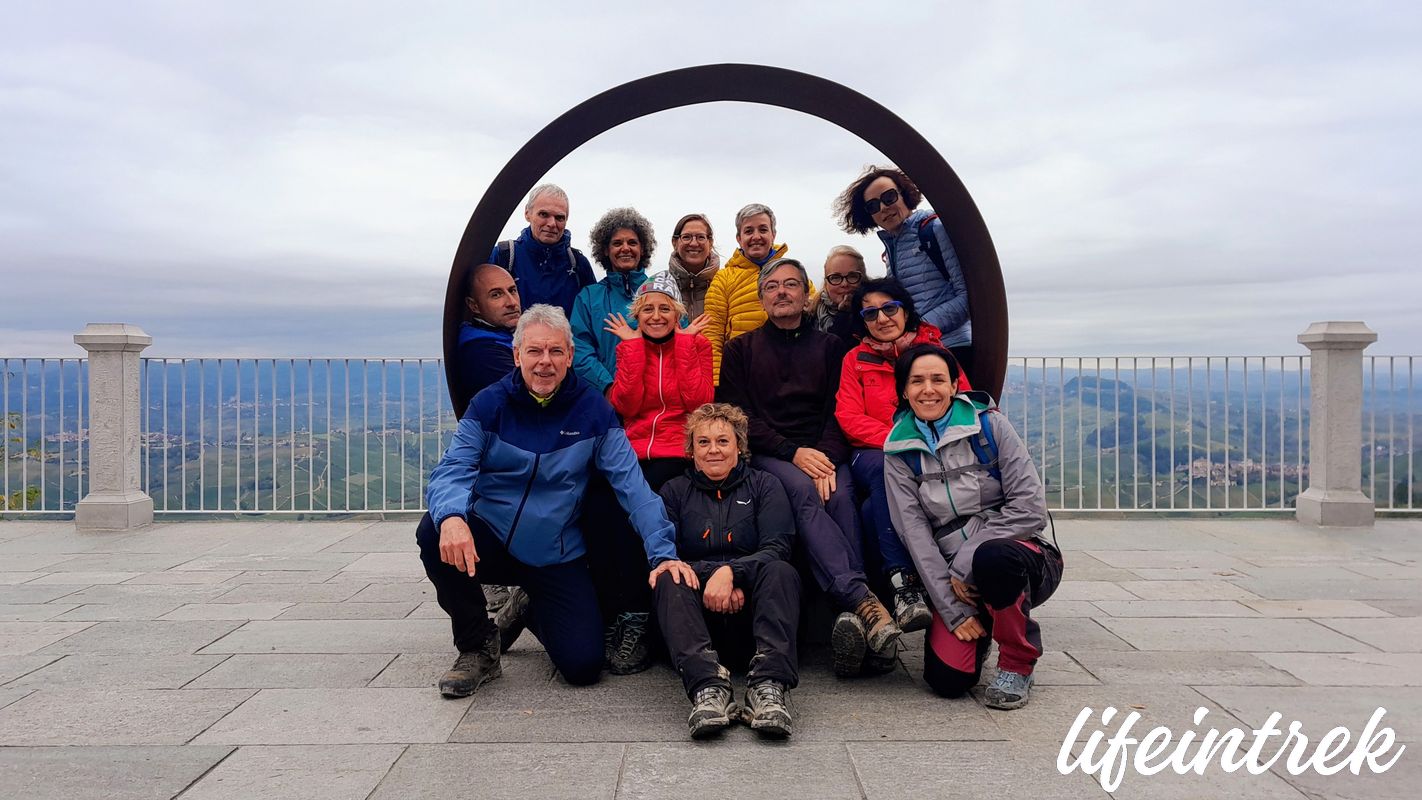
left=426, top=369, right=678, bottom=569
left=877, top=209, right=972, bottom=347
left=451, top=320, right=514, bottom=416
left=569, top=268, right=649, bottom=394
left=488, top=227, right=596, bottom=317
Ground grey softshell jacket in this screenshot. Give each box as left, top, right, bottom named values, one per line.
left=883, top=391, right=1048, bottom=630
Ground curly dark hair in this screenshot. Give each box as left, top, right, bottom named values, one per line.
left=850, top=278, right=920, bottom=341
left=588, top=207, right=656, bottom=272
left=893, top=343, right=960, bottom=414
left=832, top=165, right=924, bottom=234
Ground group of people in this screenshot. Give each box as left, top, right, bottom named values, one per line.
left=421, top=167, right=1064, bottom=740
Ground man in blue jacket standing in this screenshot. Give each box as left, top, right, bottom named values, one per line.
left=419, top=304, right=698, bottom=696
left=489, top=184, right=597, bottom=316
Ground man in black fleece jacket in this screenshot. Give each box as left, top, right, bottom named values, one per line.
left=716, top=258, right=901, bottom=676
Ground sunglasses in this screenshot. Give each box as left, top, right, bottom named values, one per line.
left=859, top=300, right=903, bottom=322
left=824, top=272, right=863, bottom=286
left=863, top=187, right=901, bottom=216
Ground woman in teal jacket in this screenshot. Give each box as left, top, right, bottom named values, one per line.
left=570, top=207, right=655, bottom=395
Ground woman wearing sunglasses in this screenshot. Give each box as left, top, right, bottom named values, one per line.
left=835, top=279, right=969, bottom=646
left=833, top=166, right=973, bottom=379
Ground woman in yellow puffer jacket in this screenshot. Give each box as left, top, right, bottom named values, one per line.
left=704, top=203, right=811, bottom=383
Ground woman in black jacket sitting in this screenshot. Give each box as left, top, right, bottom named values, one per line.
left=653, top=402, right=801, bottom=740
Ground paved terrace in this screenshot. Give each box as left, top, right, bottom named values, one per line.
left=0, top=517, right=1419, bottom=799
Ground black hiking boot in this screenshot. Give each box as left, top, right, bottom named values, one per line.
left=744, top=680, right=792, bottom=738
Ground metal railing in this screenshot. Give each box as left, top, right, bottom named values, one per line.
left=2, top=354, right=1416, bottom=515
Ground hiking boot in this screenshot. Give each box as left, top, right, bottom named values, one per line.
left=854, top=595, right=903, bottom=653
left=862, top=642, right=899, bottom=676
left=889, top=570, right=932, bottom=633
left=483, top=583, right=513, bottom=613
left=744, top=680, right=792, bottom=738
left=438, top=639, right=501, bottom=698
left=830, top=611, right=868, bottom=677
left=984, top=670, right=1034, bottom=710
left=687, top=684, right=736, bottom=739
left=494, top=587, right=530, bottom=653
left=607, top=611, right=653, bottom=675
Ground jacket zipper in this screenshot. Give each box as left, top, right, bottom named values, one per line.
left=505, top=453, right=541, bottom=552
left=646, top=346, right=668, bottom=459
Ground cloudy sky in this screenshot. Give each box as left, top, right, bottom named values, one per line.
left=2, top=1, right=1419, bottom=358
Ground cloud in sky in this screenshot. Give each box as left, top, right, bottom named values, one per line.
left=2, top=1, right=1420, bottom=357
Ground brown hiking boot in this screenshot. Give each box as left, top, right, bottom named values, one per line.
left=854, top=595, right=902, bottom=653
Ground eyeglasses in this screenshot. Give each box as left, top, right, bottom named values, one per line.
left=677, top=233, right=709, bottom=242
left=863, top=188, right=901, bottom=216
left=760, top=278, right=803, bottom=293
left=824, top=272, right=863, bottom=286
left=859, top=300, right=903, bottom=322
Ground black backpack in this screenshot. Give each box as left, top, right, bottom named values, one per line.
left=494, top=239, right=579, bottom=276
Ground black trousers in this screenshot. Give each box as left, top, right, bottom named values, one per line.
left=415, top=512, right=604, bottom=685
left=654, top=558, right=801, bottom=697
left=581, top=474, right=654, bottom=621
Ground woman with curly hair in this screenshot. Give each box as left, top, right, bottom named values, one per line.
left=833, top=166, right=973, bottom=378
left=570, top=207, right=657, bottom=395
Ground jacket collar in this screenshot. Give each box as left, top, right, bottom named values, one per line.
left=669, top=253, right=720, bottom=289
left=762, top=314, right=813, bottom=341
left=883, top=391, right=996, bottom=455
left=517, top=226, right=573, bottom=259
left=689, top=460, right=750, bottom=494
left=506, top=367, right=583, bottom=412
left=601, top=267, right=649, bottom=298
left=876, top=208, right=933, bottom=245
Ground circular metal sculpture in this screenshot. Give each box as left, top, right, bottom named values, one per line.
left=444, top=63, right=1005, bottom=416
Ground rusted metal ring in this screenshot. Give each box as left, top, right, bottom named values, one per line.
left=444, top=63, right=1004, bottom=416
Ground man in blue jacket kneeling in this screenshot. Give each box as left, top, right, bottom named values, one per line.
left=418, top=304, right=699, bottom=696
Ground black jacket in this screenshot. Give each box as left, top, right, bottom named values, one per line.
left=657, top=462, right=795, bottom=588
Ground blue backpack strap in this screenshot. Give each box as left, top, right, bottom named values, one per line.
left=895, top=450, right=925, bottom=479
left=915, top=214, right=955, bottom=286
left=968, top=409, right=1002, bottom=482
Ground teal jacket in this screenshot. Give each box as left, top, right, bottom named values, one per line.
left=569, top=268, right=649, bottom=394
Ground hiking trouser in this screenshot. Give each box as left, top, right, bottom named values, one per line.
left=752, top=455, right=869, bottom=610
left=415, top=512, right=604, bottom=686
left=580, top=474, right=653, bottom=623
left=850, top=449, right=913, bottom=575
left=639, top=457, right=691, bottom=493
left=654, top=558, right=801, bottom=697
left=923, top=538, right=1063, bottom=698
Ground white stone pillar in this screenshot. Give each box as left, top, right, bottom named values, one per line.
left=1295, top=321, right=1377, bottom=527
left=74, top=323, right=153, bottom=531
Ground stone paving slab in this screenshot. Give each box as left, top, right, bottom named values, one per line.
left=0, top=653, right=60, bottom=684
left=1091, top=600, right=1260, bottom=617
left=37, top=620, right=242, bottom=655
left=0, top=621, right=93, bottom=654
left=26, top=570, right=143, bottom=584
left=1095, top=617, right=1371, bottom=652
left=211, top=581, right=365, bottom=604
left=368, top=743, right=624, bottom=800
left=1230, top=577, right=1422, bottom=601
left=1195, top=686, right=1422, bottom=741
left=179, top=744, right=405, bottom=800
left=850, top=741, right=1111, bottom=799
left=1112, top=579, right=1264, bottom=601
left=193, top=687, right=472, bottom=745
left=984, top=685, right=1240, bottom=744
left=199, top=619, right=454, bottom=654
left=0, top=688, right=254, bottom=745
left=276, top=601, right=419, bottom=619
left=1241, top=599, right=1393, bottom=617
left=1066, top=650, right=1302, bottom=686
left=0, top=745, right=235, bottom=800
left=1256, top=652, right=1422, bottom=686
left=160, top=602, right=293, bottom=620
left=0, top=602, right=79, bottom=621
left=6, top=653, right=228, bottom=689
left=186, top=654, right=396, bottom=688
left=54, top=600, right=187, bottom=621
left=0, top=583, right=84, bottom=604
left=1314, top=617, right=1422, bottom=652
left=619, top=742, right=863, bottom=800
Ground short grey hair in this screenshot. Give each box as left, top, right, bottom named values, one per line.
left=757, top=257, right=809, bottom=295
left=824, top=245, right=866, bottom=272
left=734, top=203, right=776, bottom=233
left=513, top=304, right=574, bottom=349
left=525, top=183, right=569, bottom=214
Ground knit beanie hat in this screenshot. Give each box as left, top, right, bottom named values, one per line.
left=636, top=271, right=683, bottom=305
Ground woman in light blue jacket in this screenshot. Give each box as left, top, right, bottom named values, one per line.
left=834, top=166, right=973, bottom=375
left=569, top=207, right=655, bottom=395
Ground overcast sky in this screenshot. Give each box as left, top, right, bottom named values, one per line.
left=2, top=1, right=1419, bottom=358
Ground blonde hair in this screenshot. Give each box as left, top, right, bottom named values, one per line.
left=629, top=291, right=688, bottom=322
left=683, top=403, right=750, bottom=458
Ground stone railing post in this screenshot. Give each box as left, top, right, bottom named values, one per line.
left=74, top=323, right=153, bottom=531
left=1295, top=321, right=1377, bottom=527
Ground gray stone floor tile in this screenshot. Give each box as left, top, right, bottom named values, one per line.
left=192, top=687, right=471, bottom=744
left=0, top=687, right=34, bottom=710
left=1049, top=580, right=1140, bottom=601
left=1117, top=579, right=1264, bottom=600
left=1103, top=762, right=1309, bottom=799
left=176, top=552, right=365, bottom=572
left=622, top=742, right=866, bottom=800
left=0, top=745, right=235, bottom=800
left=1314, top=617, right=1422, bottom=652
left=1039, top=618, right=1138, bottom=651
left=187, top=654, right=396, bottom=688
left=0, top=583, right=84, bottom=604
left=321, top=523, right=417, bottom=552
left=1364, top=599, right=1422, bottom=616
left=25, top=570, right=143, bottom=584
left=212, top=581, right=365, bottom=604
left=1230, top=578, right=1422, bottom=601
left=0, top=688, right=254, bottom=745
left=451, top=665, right=689, bottom=743
left=0, top=653, right=61, bottom=684
left=1129, top=567, right=1253, bottom=580
left=196, top=525, right=373, bottom=556
left=1067, top=650, right=1302, bottom=685
left=57, top=582, right=233, bottom=604
left=1196, top=685, right=1422, bottom=741
left=1340, top=561, right=1422, bottom=580
left=1097, top=617, right=1369, bottom=652
left=7, top=653, right=228, bottom=689
left=180, top=744, right=403, bottom=800
left=339, top=552, right=424, bottom=574
left=122, top=570, right=242, bottom=584
left=276, top=601, right=419, bottom=619
left=1090, top=549, right=1253, bottom=571
left=406, top=600, right=444, bottom=618
left=0, top=621, right=93, bottom=654
left=1269, top=752, right=1421, bottom=799
left=985, top=685, right=1236, bottom=744
left=1093, top=600, right=1260, bottom=617
left=0, top=602, right=79, bottom=621
left=0, top=571, right=43, bottom=584
left=0, top=554, right=69, bottom=570
left=346, top=581, right=438, bottom=603
left=37, top=620, right=242, bottom=655
left=370, top=650, right=554, bottom=689
left=0, top=534, right=114, bottom=555
left=369, top=743, right=623, bottom=800
left=850, top=741, right=1111, bottom=799
left=200, top=618, right=452, bottom=654
left=53, top=600, right=186, bottom=621
left=1256, top=652, right=1422, bottom=686
left=160, top=602, right=293, bottom=620
left=1242, top=599, right=1393, bottom=617
left=225, top=569, right=342, bottom=584
left=48, top=553, right=194, bottom=572
left=1034, top=600, right=1102, bottom=618
left=789, top=683, right=1003, bottom=742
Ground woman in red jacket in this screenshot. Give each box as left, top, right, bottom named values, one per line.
left=835, top=278, right=970, bottom=634
left=605, top=271, right=714, bottom=491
